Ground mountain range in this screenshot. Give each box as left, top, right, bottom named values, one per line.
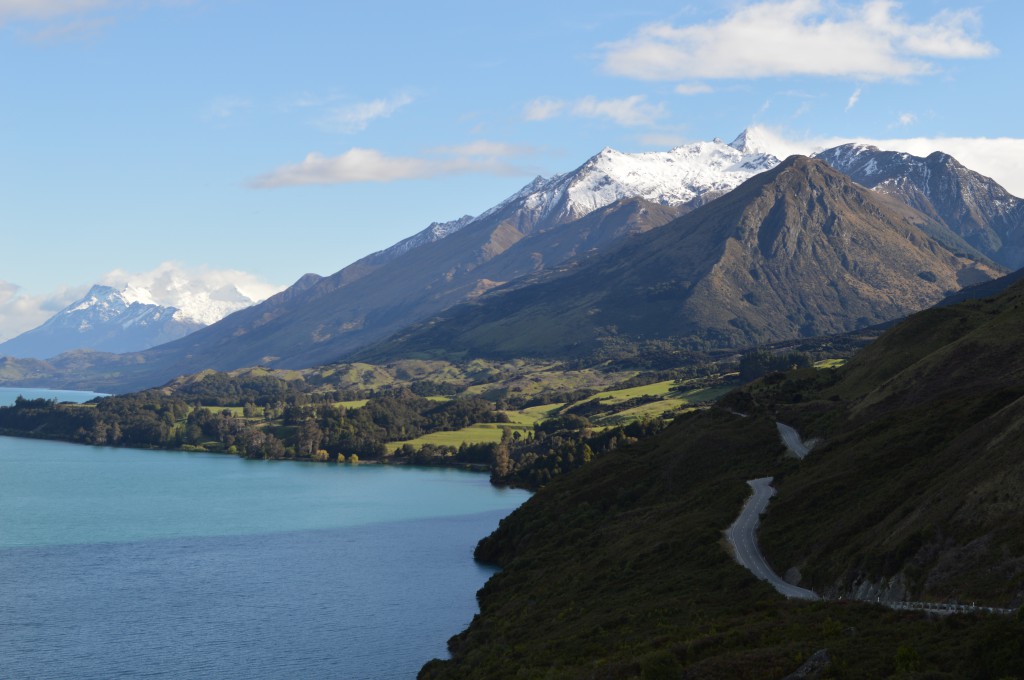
left=365, top=155, right=1001, bottom=361
left=0, top=277, right=269, bottom=359
left=2, top=131, right=1022, bottom=392
left=816, top=143, right=1024, bottom=269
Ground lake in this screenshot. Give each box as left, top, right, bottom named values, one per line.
left=0, top=388, right=530, bottom=679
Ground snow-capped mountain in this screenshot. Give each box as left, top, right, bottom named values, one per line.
left=496, top=133, right=780, bottom=225
left=815, top=143, right=1024, bottom=269
left=0, top=277, right=270, bottom=359
left=0, top=130, right=788, bottom=388
left=365, top=130, right=781, bottom=264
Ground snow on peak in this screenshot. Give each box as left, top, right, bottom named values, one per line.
left=728, top=127, right=776, bottom=155
left=100, top=262, right=283, bottom=326
left=504, top=133, right=782, bottom=223
left=372, top=214, right=477, bottom=262
left=375, top=132, right=782, bottom=262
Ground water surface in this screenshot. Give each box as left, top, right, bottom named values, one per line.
left=0, top=389, right=529, bottom=679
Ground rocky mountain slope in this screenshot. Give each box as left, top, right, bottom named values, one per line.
left=816, top=143, right=1024, bottom=269
left=370, top=156, right=1003, bottom=362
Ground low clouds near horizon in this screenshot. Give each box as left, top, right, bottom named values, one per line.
left=0, top=263, right=284, bottom=343
left=741, top=125, right=1024, bottom=197
left=250, top=142, right=535, bottom=188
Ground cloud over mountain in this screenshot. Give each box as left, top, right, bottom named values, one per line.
left=0, top=262, right=282, bottom=343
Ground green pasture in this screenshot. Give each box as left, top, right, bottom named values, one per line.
left=386, top=422, right=533, bottom=453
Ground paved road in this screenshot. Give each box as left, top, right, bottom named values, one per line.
left=726, top=477, right=820, bottom=601
left=777, top=422, right=811, bottom=459
left=724, top=422, right=1015, bottom=613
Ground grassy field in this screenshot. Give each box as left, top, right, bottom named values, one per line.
left=591, top=385, right=736, bottom=425
left=504, top=403, right=565, bottom=426
left=385, top=422, right=534, bottom=453
left=200, top=405, right=245, bottom=417
left=586, top=379, right=678, bottom=403
left=384, top=381, right=736, bottom=451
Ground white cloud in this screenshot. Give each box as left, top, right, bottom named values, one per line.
left=0, top=281, right=86, bottom=342
left=0, top=0, right=110, bottom=23
left=523, top=98, right=566, bottom=121
left=250, top=142, right=532, bottom=188
left=0, top=263, right=284, bottom=342
left=602, top=0, right=995, bottom=82
left=318, top=93, right=414, bottom=133
left=897, top=112, right=917, bottom=126
left=741, top=124, right=1024, bottom=196
left=675, top=83, right=713, bottom=95
left=100, top=262, right=284, bottom=308
left=845, top=87, right=862, bottom=111
left=0, top=0, right=194, bottom=31
left=524, top=95, right=665, bottom=126
left=572, top=95, right=665, bottom=126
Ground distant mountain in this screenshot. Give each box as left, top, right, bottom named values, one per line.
left=0, top=278, right=267, bottom=359
left=816, top=143, right=1024, bottom=269
left=158, top=130, right=778, bottom=367
left=368, top=156, right=1003, bottom=361
left=0, top=132, right=783, bottom=391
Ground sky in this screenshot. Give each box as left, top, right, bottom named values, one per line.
left=2, top=0, right=1022, bottom=340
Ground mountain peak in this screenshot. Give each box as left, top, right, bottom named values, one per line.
left=371, top=154, right=1001, bottom=361
left=815, top=142, right=1024, bottom=269
left=728, top=127, right=774, bottom=155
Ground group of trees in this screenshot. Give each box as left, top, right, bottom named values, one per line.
left=3, top=355, right=732, bottom=490
left=0, top=389, right=511, bottom=465
left=0, top=389, right=675, bottom=491
left=737, top=349, right=813, bottom=381
left=490, top=416, right=668, bottom=489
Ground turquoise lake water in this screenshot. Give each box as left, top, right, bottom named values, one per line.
left=0, top=388, right=530, bottom=679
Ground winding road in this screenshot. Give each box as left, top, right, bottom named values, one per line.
left=776, top=422, right=811, bottom=459
left=726, top=477, right=820, bottom=601
left=725, top=420, right=1015, bottom=615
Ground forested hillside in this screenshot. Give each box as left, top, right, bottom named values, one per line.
left=421, top=278, right=1024, bottom=678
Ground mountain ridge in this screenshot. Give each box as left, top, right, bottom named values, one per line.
left=816, top=143, right=1024, bottom=269
left=365, top=156, right=1003, bottom=362
left=0, top=133, right=782, bottom=390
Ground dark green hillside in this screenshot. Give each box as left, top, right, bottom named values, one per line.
left=423, top=411, right=1024, bottom=679
left=421, top=279, right=1024, bottom=679
left=754, top=280, right=1024, bottom=606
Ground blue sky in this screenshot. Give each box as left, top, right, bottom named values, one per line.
left=2, top=0, right=1022, bottom=339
